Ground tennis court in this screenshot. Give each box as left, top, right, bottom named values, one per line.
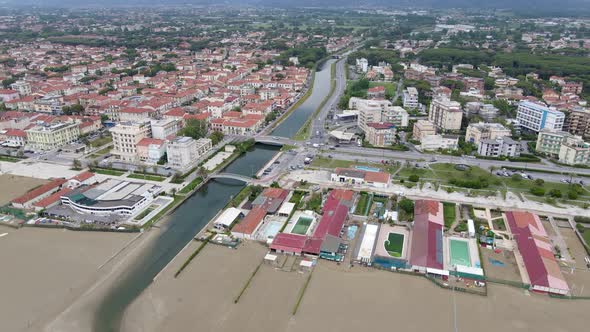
left=292, top=216, right=313, bottom=235
left=384, top=232, right=404, bottom=257
left=450, top=239, right=472, bottom=267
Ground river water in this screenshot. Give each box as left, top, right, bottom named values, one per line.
left=92, top=60, right=335, bottom=332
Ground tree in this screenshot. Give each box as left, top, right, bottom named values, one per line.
left=534, top=179, right=545, bottom=186
left=408, top=174, right=420, bottom=182
left=171, top=188, right=177, bottom=197
left=398, top=198, right=414, bottom=214
left=548, top=189, right=562, bottom=198
left=72, top=159, right=82, bottom=170
left=530, top=187, right=545, bottom=196
left=209, top=131, right=224, bottom=145
left=270, top=181, right=280, bottom=188
left=511, top=174, right=522, bottom=182
left=179, top=119, right=207, bottom=140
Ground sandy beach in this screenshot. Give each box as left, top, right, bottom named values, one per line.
left=122, top=244, right=590, bottom=332
left=0, top=227, right=138, bottom=332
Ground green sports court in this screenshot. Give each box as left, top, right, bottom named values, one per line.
left=384, top=232, right=405, bottom=257
left=449, top=239, right=472, bottom=267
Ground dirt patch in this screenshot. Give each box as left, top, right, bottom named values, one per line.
left=0, top=174, right=49, bottom=205
left=481, top=246, right=523, bottom=283
left=560, top=228, right=590, bottom=296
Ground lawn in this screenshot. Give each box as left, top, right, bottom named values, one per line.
left=582, top=229, right=590, bottom=247
left=89, top=146, right=111, bottom=158
left=354, top=192, right=370, bottom=215
left=384, top=232, right=404, bottom=257
left=134, top=206, right=155, bottom=221
left=289, top=190, right=307, bottom=208
left=306, top=193, right=323, bottom=213
left=443, top=202, right=456, bottom=228
left=0, top=155, right=21, bottom=162
left=92, top=168, right=125, bottom=176
left=128, top=173, right=166, bottom=182
left=178, top=177, right=203, bottom=194
left=311, top=156, right=399, bottom=173
left=397, top=166, right=436, bottom=179
left=89, top=136, right=112, bottom=148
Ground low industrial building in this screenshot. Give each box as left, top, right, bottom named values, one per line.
left=409, top=200, right=447, bottom=277
left=331, top=167, right=390, bottom=188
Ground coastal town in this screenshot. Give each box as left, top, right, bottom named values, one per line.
left=1, top=4, right=590, bottom=332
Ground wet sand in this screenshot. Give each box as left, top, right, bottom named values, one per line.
left=123, top=245, right=590, bottom=332
left=0, top=227, right=137, bottom=332
left=0, top=174, right=49, bottom=205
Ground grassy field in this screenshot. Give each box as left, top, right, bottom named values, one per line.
left=384, top=232, right=404, bottom=257
left=178, top=177, right=203, bottom=195
left=311, top=157, right=399, bottom=173
left=0, top=155, right=21, bottom=162
left=443, top=202, right=456, bottom=229
left=89, top=146, right=111, bottom=158
left=582, top=229, right=590, bottom=247
left=89, top=136, right=112, bottom=148
left=397, top=166, right=436, bottom=179
left=134, top=206, right=155, bottom=221
left=92, top=168, right=125, bottom=176
left=354, top=192, right=370, bottom=215
left=128, top=173, right=166, bottom=182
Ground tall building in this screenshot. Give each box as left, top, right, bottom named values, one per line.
left=428, top=97, right=462, bottom=131
left=402, top=87, right=419, bottom=109
left=110, top=121, right=151, bottom=162
left=166, top=136, right=212, bottom=169
left=10, top=81, right=31, bottom=96
left=412, top=119, right=436, bottom=141
left=365, top=122, right=397, bottom=147
left=516, top=101, right=565, bottom=133
left=558, top=136, right=590, bottom=165
left=535, top=129, right=570, bottom=156
left=465, top=122, right=511, bottom=145
left=353, top=97, right=408, bottom=133
left=478, top=137, right=520, bottom=157
left=565, top=108, right=590, bottom=140
left=25, top=122, right=80, bottom=151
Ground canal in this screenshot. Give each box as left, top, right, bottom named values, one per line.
left=271, top=59, right=336, bottom=138
left=93, top=59, right=336, bottom=332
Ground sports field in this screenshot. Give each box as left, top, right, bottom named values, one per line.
left=384, top=233, right=404, bottom=257
left=450, top=239, right=471, bottom=267
left=292, top=216, right=313, bottom=235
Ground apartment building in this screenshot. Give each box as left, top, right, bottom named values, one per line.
left=428, top=97, right=462, bottom=131
left=353, top=97, right=408, bottom=134
left=10, top=81, right=31, bottom=96
left=419, top=134, right=459, bottom=151
left=412, top=119, right=436, bottom=141
left=110, top=121, right=151, bottom=162
left=558, top=136, right=590, bottom=165
left=478, top=137, right=520, bottom=157
left=365, top=122, right=397, bottom=147
left=535, top=129, right=571, bottom=156
left=166, top=136, right=212, bottom=169
left=465, top=122, right=511, bottom=145
left=516, top=101, right=565, bottom=133
left=565, top=108, right=590, bottom=139
left=25, top=122, right=80, bottom=151
left=137, top=138, right=166, bottom=164
left=402, top=87, right=419, bottom=109
left=150, top=118, right=180, bottom=140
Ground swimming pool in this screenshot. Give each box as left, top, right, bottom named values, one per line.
left=292, top=216, right=313, bottom=235
left=450, top=239, right=472, bottom=267
left=259, top=220, right=283, bottom=240
left=347, top=225, right=358, bottom=239
left=355, top=165, right=381, bottom=172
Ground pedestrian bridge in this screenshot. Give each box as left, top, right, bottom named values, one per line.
left=209, top=173, right=255, bottom=183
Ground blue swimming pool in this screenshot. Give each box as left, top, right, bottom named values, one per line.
left=355, top=165, right=381, bottom=172
left=347, top=225, right=358, bottom=239
left=260, top=221, right=283, bottom=239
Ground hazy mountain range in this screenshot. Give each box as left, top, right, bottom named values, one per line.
left=1, top=0, right=589, bottom=14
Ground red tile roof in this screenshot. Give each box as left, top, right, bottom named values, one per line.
left=232, top=206, right=266, bottom=235
left=137, top=138, right=165, bottom=147
left=270, top=233, right=308, bottom=254
left=12, top=178, right=67, bottom=205
left=70, top=171, right=95, bottom=183
left=33, top=187, right=72, bottom=208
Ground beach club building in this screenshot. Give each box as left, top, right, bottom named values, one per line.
left=409, top=200, right=447, bottom=277
left=11, top=178, right=68, bottom=209
left=372, top=224, right=412, bottom=269
left=231, top=188, right=289, bottom=239
left=505, top=211, right=569, bottom=295
left=330, top=168, right=391, bottom=188
left=270, top=189, right=352, bottom=261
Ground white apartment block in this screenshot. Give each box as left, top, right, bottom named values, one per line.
left=419, top=134, right=459, bottom=151
left=110, top=121, right=151, bottom=162
left=356, top=58, right=368, bottom=73
left=535, top=129, right=571, bottom=156
left=25, top=122, right=80, bottom=151
left=151, top=118, right=180, bottom=140
left=166, top=136, right=212, bottom=169
left=558, top=136, right=590, bottom=165
left=402, top=87, right=419, bottom=109
left=478, top=137, right=520, bottom=158
left=465, top=122, right=511, bottom=145
left=352, top=97, right=408, bottom=133
left=516, top=101, right=565, bottom=133
left=10, top=81, right=31, bottom=96
left=428, top=97, right=463, bottom=131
